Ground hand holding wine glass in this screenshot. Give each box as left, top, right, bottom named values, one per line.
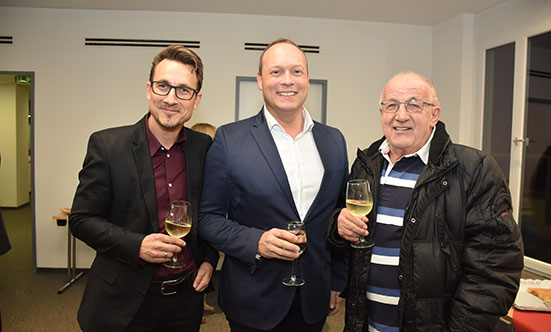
left=163, top=200, right=192, bottom=269
left=282, top=221, right=306, bottom=287
left=346, top=179, right=374, bottom=249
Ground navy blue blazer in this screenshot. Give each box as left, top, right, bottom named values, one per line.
left=198, top=110, right=348, bottom=330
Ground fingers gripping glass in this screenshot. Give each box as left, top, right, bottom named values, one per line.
left=150, top=81, right=198, bottom=100
left=380, top=98, right=435, bottom=113
left=282, top=221, right=306, bottom=287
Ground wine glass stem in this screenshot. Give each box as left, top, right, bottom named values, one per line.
left=290, top=259, right=297, bottom=280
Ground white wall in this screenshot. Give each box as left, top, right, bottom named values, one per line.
left=0, top=7, right=433, bottom=268
left=1, top=0, right=547, bottom=268
left=432, top=14, right=475, bottom=144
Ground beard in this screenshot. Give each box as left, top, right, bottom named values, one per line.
left=151, top=107, right=186, bottom=130
left=158, top=118, right=183, bottom=129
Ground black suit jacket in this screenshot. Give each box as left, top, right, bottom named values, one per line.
left=69, top=116, right=218, bottom=332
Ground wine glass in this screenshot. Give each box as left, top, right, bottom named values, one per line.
left=282, top=221, right=306, bottom=287
left=346, top=179, right=374, bottom=249
left=163, top=200, right=192, bottom=268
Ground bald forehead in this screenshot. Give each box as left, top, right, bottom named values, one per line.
left=260, top=42, right=308, bottom=74
left=383, top=73, right=430, bottom=100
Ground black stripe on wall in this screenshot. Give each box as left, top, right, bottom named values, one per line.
left=244, top=42, right=320, bottom=54
left=0, top=36, right=14, bottom=45
left=530, top=70, right=551, bottom=79
left=85, top=38, right=200, bottom=48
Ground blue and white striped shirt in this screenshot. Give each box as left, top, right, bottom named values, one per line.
left=365, top=130, right=434, bottom=332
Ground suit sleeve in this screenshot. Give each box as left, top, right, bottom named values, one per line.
left=69, top=132, right=145, bottom=269
left=329, top=131, right=349, bottom=292
left=198, top=128, right=264, bottom=266
left=447, top=154, right=523, bottom=331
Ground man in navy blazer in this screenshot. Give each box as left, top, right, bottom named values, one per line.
left=70, top=46, right=218, bottom=332
left=198, top=39, right=348, bottom=331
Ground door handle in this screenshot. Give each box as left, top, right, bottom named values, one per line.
left=513, top=137, right=530, bottom=146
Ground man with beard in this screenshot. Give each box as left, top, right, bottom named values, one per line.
left=69, top=46, right=218, bottom=332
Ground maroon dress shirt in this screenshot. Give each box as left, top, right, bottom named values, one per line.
left=145, top=116, right=196, bottom=279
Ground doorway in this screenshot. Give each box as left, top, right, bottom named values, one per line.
left=0, top=71, right=36, bottom=270
left=483, top=31, right=551, bottom=276
left=518, top=31, right=551, bottom=267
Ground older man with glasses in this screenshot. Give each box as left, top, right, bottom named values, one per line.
left=328, top=71, right=523, bottom=332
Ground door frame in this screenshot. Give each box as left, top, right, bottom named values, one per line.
left=484, top=35, right=551, bottom=277
left=0, top=71, right=36, bottom=271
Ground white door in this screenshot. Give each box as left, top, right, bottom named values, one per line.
left=483, top=31, right=551, bottom=276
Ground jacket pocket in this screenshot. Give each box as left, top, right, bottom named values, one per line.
left=491, top=192, right=520, bottom=244
left=91, top=257, right=118, bottom=285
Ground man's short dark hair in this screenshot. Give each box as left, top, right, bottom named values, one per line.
left=149, top=45, right=204, bottom=91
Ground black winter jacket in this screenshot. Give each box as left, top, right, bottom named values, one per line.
left=328, top=122, right=523, bottom=332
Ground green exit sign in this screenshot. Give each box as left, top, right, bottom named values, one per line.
left=14, top=75, right=31, bottom=84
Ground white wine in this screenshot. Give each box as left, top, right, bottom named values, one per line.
left=346, top=199, right=373, bottom=217
left=165, top=219, right=191, bottom=238
left=283, top=221, right=306, bottom=286
left=295, top=230, right=307, bottom=255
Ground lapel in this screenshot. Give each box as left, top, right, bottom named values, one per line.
left=131, top=117, right=159, bottom=232
left=302, top=123, right=332, bottom=222
left=250, top=111, right=299, bottom=219
left=183, top=128, right=200, bottom=255
left=184, top=128, right=199, bottom=199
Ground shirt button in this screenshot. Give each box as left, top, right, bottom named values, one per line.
left=167, top=153, right=170, bottom=158
left=168, top=183, right=173, bottom=188
left=411, top=218, right=416, bottom=224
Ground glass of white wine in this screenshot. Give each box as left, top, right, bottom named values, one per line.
left=282, top=221, right=306, bottom=287
left=346, top=179, right=374, bottom=249
left=163, top=200, right=192, bottom=269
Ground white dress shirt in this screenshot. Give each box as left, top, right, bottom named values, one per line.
left=264, top=107, right=324, bottom=221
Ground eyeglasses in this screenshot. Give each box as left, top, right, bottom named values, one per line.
left=150, top=81, right=198, bottom=100
left=380, top=98, right=435, bottom=113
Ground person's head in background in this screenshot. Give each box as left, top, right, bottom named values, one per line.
left=191, top=122, right=216, bottom=139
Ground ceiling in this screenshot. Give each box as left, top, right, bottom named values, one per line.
left=0, top=0, right=510, bottom=25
